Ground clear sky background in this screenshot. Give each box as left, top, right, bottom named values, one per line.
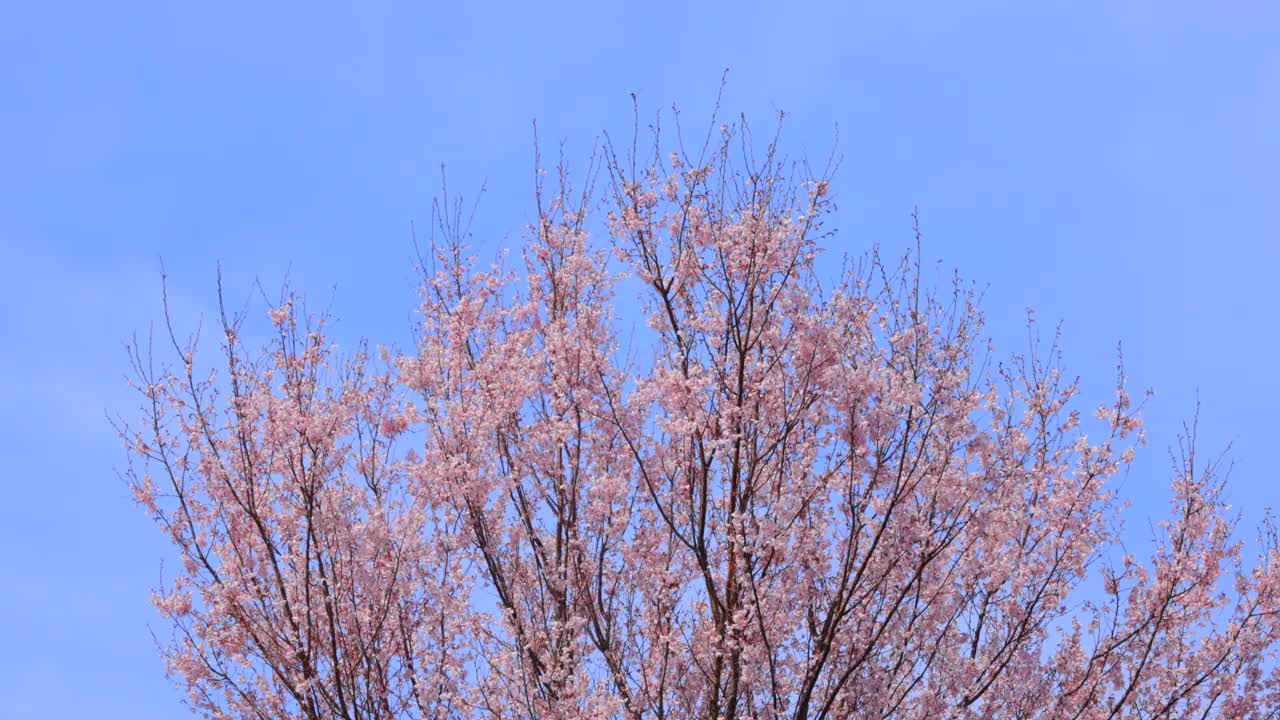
left=2, top=1, right=1277, bottom=716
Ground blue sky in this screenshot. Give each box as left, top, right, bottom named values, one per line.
left=2, top=1, right=1277, bottom=716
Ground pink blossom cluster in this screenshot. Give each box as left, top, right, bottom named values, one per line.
left=122, top=120, right=1280, bottom=719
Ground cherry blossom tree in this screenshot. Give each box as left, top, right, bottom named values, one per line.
left=121, top=110, right=1280, bottom=720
